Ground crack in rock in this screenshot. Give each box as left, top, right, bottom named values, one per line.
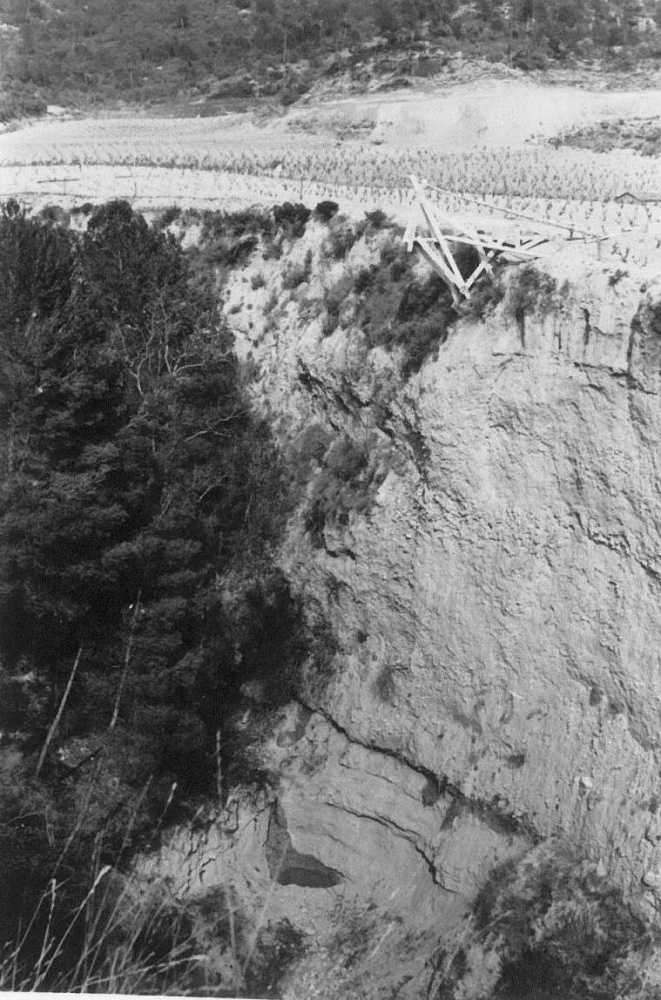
left=323, top=800, right=443, bottom=885
left=298, top=701, right=541, bottom=844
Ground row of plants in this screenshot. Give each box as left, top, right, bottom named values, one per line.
left=14, top=139, right=661, bottom=249
left=14, top=143, right=661, bottom=207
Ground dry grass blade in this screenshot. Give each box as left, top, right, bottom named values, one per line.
left=35, top=646, right=83, bottom=778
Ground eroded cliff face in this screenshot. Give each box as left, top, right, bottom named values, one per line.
left=142, top=221, right=661, bottom=996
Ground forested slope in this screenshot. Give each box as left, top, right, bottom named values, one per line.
left=0, top=200, right=315, bottom=989
left=1, top=0, right=661, bottom=115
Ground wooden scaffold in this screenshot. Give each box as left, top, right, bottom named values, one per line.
left=404, top=175, right=599, bottom=306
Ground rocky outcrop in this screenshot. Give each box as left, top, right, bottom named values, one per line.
left=143, top=225, right=661, bottom=995
left=226, top=228, right=661, bottom=889
left=265, top=801, right=344, bottom=888
left=139, top=704, right=531, bottom=998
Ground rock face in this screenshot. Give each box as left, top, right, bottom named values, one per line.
left=232, top=231, right=661, bottom=885
left=140, top=706, right=529, bottom=997
left=143, top=224, right=661, bottom=995
left=294, top=273, right=661, bottom=895
left=265, top=801, right=343, bottom=888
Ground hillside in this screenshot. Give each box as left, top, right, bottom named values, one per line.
left=2, top=0, right=661, bottom=118
left=4, top=9, right=661, bottom=994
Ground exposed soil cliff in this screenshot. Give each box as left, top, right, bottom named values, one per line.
left=141, top=216, right=661, bottom=997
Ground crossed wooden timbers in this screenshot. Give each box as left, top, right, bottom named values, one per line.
left=405, top=174, right=599, bottom=306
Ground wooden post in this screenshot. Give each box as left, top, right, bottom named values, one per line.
left=415, top=240, right=463, bottom=306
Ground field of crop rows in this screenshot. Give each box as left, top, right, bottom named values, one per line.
left=3, top=118, right=661, bottom=265
left=6, top=139, right=661, bottom=200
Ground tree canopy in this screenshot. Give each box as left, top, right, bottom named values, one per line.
left=0, top=0, right=658, bottom=111
left=0, top=201, right=298, bottom=797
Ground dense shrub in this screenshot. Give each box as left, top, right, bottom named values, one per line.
left=314, top=201, right=340, bottom=223
left=356, top=208, right=391, bottom=237
left=468, top=844, right=656, bottom=1000
left=201, top=208, right=273, bottom=243
left=194, top=209, right=277, bottom=276
left=353, top=243, right=456, bottom=376
left=322, top=218, right=358, bottom=261
left=281, top=75, right=312, bottom=106
left=322, top=274, right=354, bottom=336
left=303, top=434, right=387, bottom=547
left=220, top=233, right=259, bottom=265
left=353, top=265, right=378, bottom=294
left=396, top=270, right=449, bottom=321
left=273, top=202, right=311, bottom=239
left=0, top=86, right=47, bottom=122
left=262, top=235, right=283, bottom=261
left=512, top=47, right=549, bottom=71
left=398, top=314, right=453, bottom=377
left=459, top=266, right=507, bottom=320
left=282, top=248, right=313, bottom=289
left=153, top=205, right=182, bottom=229
left=507, top=265, right=559, bottom=319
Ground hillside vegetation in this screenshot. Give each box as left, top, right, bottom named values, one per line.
left=0, top=199, right=321, bottom=991
left=1, top=0, right=661, bottom=116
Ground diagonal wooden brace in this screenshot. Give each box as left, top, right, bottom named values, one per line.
left=411, top=175, right=468, bottom=294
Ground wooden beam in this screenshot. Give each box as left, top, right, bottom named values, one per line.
left=447, top=214, right=492, bottom=272
left=415, top=239, right=463, bottom=289
left=407, top=176, right=564, bottom=306
left=465, top=250, right=499, bottom=290
left=403, top=214, right=417, bottom=252
left=417, top=232, right=546, bottom=259
left=414, top=240, right=463, bottom=306
left=411, top=175, right=468, bottom=293
left=421, top=178, right=598, bottom=239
